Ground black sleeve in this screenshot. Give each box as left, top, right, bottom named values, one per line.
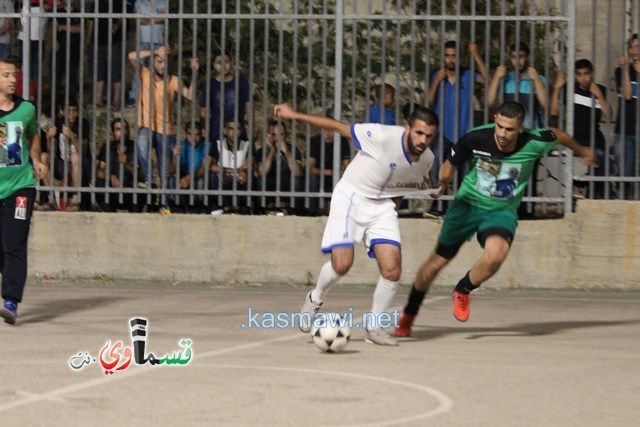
left=96, top=144, right=106, bottom=162
left=54, top=116, right=63, bottom=135
left=209, top=140, right=219, bottom=160
left=308, top=137, right=320, bottom=162
left=537, top=129, right=557, bottom=142
left=447, top=133, right=474, bottom=167
left=293, top=146, right=303, bottom=161
left=79, top=119, right=91, bottom=141
left=597, top=83, right=607, bottom=100
left=40, top=129, right=49, bottom=154
left=340, top=137, right=352, bottom=160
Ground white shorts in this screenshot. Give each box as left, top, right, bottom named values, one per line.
left=321, top=186, right=400, bottom=258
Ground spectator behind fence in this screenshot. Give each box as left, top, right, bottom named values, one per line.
left=307, top=120, right=351, bottom=216
left=550, top=59, right=609, bottom=198
left=54, top=0, right=82, bottom=99
left=46, top=98, right=90, bottom=211
left=488, top=41, right=548, bottom=218
left=96, top=118, right=141, bottom=212
left=253, top=120, right=303, bottom=214
left=18, top=0, right=51, bottom=84
left=86, top=0, right=126, bottom=110
left=427, top=41, right=487, bottom=184
left=125, top=0, right=167, bottom=108
left=199, top=51, right=251, bottom=143
left=0, top=0, right=14, bottom=59
left=128, top=45, right=199, bottom=196
left=210, top=118, right=251, bottom=214
left=367, top=83, right=395, bottom=125
left=614, top=33, right=640, bottom=199
left=13, top=55, right=37, bottom=103
left=168, top=122, right=209, bottom=213
left=488, top=42, right=547, bottom=128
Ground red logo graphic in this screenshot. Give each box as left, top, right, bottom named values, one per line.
left=16, top=196, right=27, bottom=209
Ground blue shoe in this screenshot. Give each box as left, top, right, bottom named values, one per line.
left=125, top=98, right=136, bottom=108
left=1, top=299, right=17, bottom=324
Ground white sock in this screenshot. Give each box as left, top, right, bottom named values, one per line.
left=367, top=276, right=399, bottom=329
left=311, top=261, right=342, bottom=302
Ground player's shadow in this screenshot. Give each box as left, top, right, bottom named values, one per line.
left=408, top=319, right=640, bottom=341
left=18, top=296, right=125, bottom=324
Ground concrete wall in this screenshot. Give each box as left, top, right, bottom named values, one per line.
left=28, top=200, right=640, bottom=290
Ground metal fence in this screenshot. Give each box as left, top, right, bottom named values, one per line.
left=6, top=0, right=639, bottom=215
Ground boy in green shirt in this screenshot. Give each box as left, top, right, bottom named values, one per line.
left=0, top=57, right=47, bottom=325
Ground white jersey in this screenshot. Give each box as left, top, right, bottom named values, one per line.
left=216, top=138, right=250, bottom=169
left=336, top=123, right=435, bottom=199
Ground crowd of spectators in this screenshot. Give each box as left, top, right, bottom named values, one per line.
left=2, top=2, right=638, bottom=215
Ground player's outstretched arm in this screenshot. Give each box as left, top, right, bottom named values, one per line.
left=273, top=103, right=352, bottom=139
left=549, top=127, right=597, bottom=166
left=433, top=160, right=458, bottom=198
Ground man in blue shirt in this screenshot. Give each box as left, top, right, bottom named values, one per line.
left=427, top=41, right=487, bottom=149
left=425, top=40, right=487, bottom=215
left=169, top=122, right=209, bottom=212
left=613, top=34, right=640, bottom=198
left=367, top=83, right=395, bottom=125
left=426, top=40, right=487, bottom=207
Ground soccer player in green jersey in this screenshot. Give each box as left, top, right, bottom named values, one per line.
left=395, top=101, right=595, bottom=336
left=0, top=56, right=47, bottom=325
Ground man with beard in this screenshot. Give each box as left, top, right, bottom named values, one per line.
left=427, top=41, right=487, bottom=173
left=128, top=45, right=199, bottom=199
left=273, top=103, right=439, bottom=346
left=394, top=102, right=595, bottom=337
left=426, top=41, right=488, bottom=216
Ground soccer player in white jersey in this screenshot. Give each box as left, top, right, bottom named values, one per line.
left=273, top=103, right=439, bottom=346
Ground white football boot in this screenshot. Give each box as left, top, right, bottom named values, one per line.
left=299, top=291, right=323, bottom=333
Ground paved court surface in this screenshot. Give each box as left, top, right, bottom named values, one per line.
left=1, top=281, right=639, bottom=426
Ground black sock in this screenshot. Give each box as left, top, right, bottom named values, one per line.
left=404, top=284, right=427, bottom=316
left=454, top=271, right=480, bottom=295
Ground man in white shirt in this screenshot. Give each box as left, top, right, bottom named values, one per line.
left=273, top=103, right=439, bottom=346
left=210, top=119, right=251, bottom=214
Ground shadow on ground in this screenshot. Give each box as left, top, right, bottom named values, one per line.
left=408, top=319, right=640, bottom=340
left=18, top=296, right=125, bottom=325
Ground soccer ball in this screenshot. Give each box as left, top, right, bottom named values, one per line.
left=310, top=322, right=351, bottom=353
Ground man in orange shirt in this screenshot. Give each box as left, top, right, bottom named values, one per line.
left=128, top=45, right=199, bottom=195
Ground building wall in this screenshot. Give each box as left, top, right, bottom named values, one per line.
left=28, top=200, right=640, bottom=289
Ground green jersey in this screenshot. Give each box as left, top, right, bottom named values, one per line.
left=0, top=97, right=38, bottom=199
left=448, top=123, right=557, bottom=211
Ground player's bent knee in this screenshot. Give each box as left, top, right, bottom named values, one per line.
left=484, top=256, right=505, bottom=274
left=381, top=267, right=401, bottom=282
left=332, top=261, right=352, bottom=276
